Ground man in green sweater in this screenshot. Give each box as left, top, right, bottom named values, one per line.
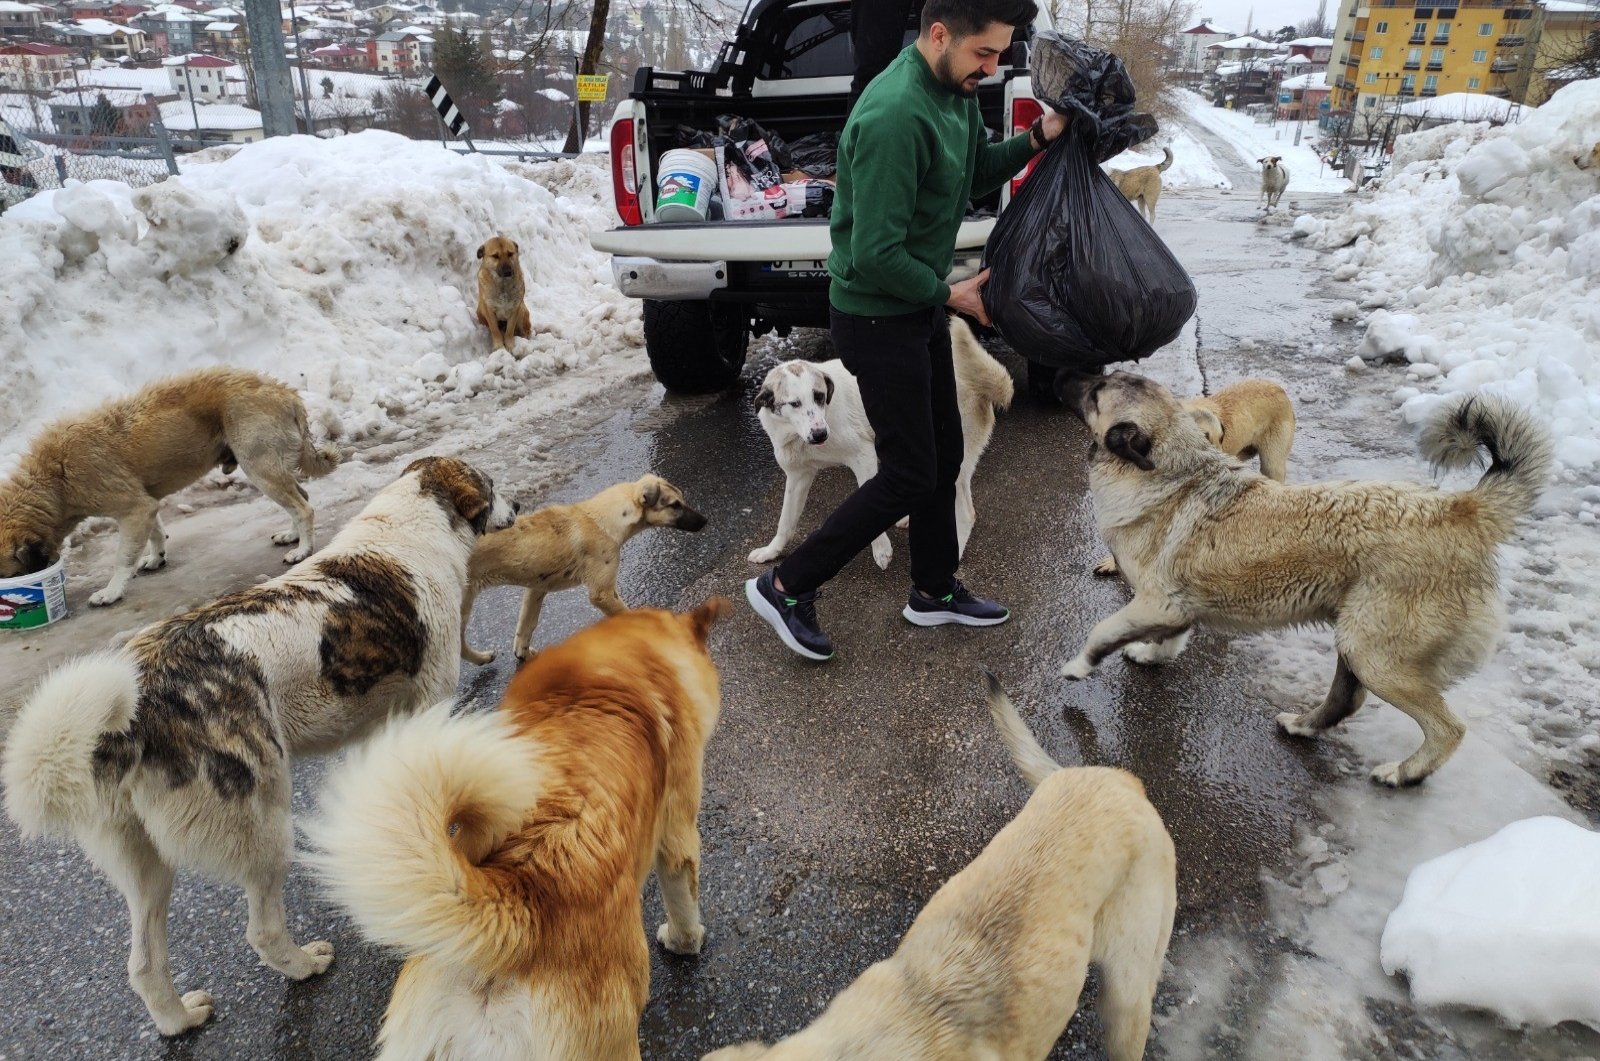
left=747, top=0, right=1062, bottom=661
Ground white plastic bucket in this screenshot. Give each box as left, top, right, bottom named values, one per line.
left=0, top=556, right=67, bottom=631
left=655, top=148, right=718, bottom=222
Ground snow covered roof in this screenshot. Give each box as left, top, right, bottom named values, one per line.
left=0, top=41, right=72, bottom=54
left=1280, top=71, right=1329, bottom=91
left=1182, top=21, right=1229, bottom=35
left=160, top=100, right=259, bottom=129
left=1284, top=54, right=1310, bottom=65
left=1213, top=36, right=1278, bottom=51
left=1387, top=92, right=1524, bottom=123
left=1288, top=36, right=1333, bottom=47
left=0, top=1, right=43, bottom=13
left=205, top=20, right=236, bottom=30
left=202, top=5, right=238, bottom=14
left=57, top=17, right=141, bottom=34
left=69, top=65, right=171, bottom=90
left=1541, top=0, right=1600, bottom=11
left=48, top=85, right=147, bottom=105
left=165, top=51, right=230, bottom=66
left=537, top=87, right=567, bottom=101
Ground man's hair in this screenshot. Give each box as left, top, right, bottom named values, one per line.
left=920, top=0, right=1038, bottom=39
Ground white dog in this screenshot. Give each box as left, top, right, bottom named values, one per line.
left=749, top=317, right=1013, bottom=569
left=1259, top=156, right=1290, bottom=210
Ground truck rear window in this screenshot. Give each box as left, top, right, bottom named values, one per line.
left=757, top=2, right=918, bottom=80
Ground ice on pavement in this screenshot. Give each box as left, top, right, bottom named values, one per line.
left=1382, top=815, right=1600, bottom=1030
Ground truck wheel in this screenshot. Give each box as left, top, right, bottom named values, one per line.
left=643, top=299, right=750, bottom=394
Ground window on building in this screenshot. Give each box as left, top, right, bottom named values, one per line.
left=1435, top=23, right=1450, bottom=41
left=1365, top=72, right=1377, bottom=83
left=1468, top=76, right=1481, bottom=88
left=1371, top=46, right=1383, bottom=58
left=1401, top=74, right=1416, bottom=91
left=201, top=84, right=208, bottom=93
left=1364, top=95, right=1377, bottom=107
left=1408, top=48, right=1421, bottom=63
left=1410, top=22, right=1427, bottom=42
left=1473, top=48, right=1487, bottom=63
left=1479, top=22, right=1493, bottom=35
left=1374, top=20, right=1388, bottom=33
left=1424, top=74, right=1439, bottom=90
left=1431, top=48, right=1444, bottom=63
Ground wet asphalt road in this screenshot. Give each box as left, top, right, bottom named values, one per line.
left=1, top=185, right=1591, bottom=1060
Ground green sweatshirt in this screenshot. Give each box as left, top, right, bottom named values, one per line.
left=828, top=44, right=1039, bottom=317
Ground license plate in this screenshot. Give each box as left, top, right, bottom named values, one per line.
left=764, top=259, right=828, bottom=276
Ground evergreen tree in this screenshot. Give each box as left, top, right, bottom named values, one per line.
left=433, top=21, right=500, bottom=132
left=321, top=75, right=335, bottom=98
left=88, top=93, right=122, bottom=137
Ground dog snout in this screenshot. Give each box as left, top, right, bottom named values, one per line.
left=511, top=499, right=522, bottom=514
left=677, top=507, right=709, bottom=532
left=1054, top=369, right=1098, bottom=419
left=497, top=264, right=516, bottom=278
left=808, top=427, right=829, bottom=445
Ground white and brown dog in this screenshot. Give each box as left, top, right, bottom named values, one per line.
left=1, top=456, right=515, bottom=1037
left=749, top=317, right=1013, bottom=569
left=1258, top=156, right=1290, bottom=210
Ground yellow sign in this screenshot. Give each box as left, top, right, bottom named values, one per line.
left=576, top=74, right=609, bottom=102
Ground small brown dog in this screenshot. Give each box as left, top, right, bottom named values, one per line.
left=461, top=474, right=707, bottom=664
left=705, top=672, right=1176, bottom=1061
left=475, top=235, right=531, bottom=352
left=308, top=598, right=731, bottom=1061
left=1097, top=378, right=1295, bottom=575
left=1108, top=146, right=1173, bottom=223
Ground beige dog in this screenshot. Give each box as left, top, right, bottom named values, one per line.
left=308, top=598, right=730, bottom=1061
left=0, top=367, right=338, bottom=607
left=475, top=235, right=531, bottom=352
left=706, top=672, right=1175, bottom=1061
left=1058, top=372, right=1551, bottom=787
left=1576, top=142, right=1600, bottom=170
left=460, top=474, right=708, bottom=664
left=1097, top=378, right=1296, bottom=576
left=1108, top=146, right=1173, bottom=223
left=1258, top=156, right=1289, bottom=210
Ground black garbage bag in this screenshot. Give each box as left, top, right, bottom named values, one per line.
left=980, top=33, right=1194, bottom=370
left=787, top=131, right=839, bottom=178
left=716, top=114, right=791, bottom=173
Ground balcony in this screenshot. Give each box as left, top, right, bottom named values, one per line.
left=1431, top=35, right=1450, bottom=44
left=1403, top=60, right=1422, bottom=68
left=1490, top=57, right=1520, bottom=72
left=1421, top=87, right=1438, bottom=96
left=1343, top=54, right=1362, bottom=66
left=1426, top=60, right=1443, bottom=69
left=1497, top=34, right=1525, bottom=46
left=1503, top=7, right=1532, bottom=19
left=1344, top=30, right=1366, bottom=41
left=1397, top=87, right=1416, bottom=96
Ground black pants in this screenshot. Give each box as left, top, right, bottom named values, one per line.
left=776, top=306, right=962, bottom=596
left=850, top=0, right=921, bottom=108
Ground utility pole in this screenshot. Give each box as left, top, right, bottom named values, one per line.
left=242, top=0, right=295, bottom=137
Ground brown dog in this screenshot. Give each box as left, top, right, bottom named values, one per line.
left=1108, top=146, right=1173, bottom=223
left=460, top=474, right=708, bottom=664
left=1059, top=371, right=1551, bottom=787
left=1096, top=378, right=1296, bottom=576
left=1576, top=143, right=1600, bottom=170
left=475, top=235, right=531, bottom=352
left=705, top=672, right=1176, bottom=1061
left=307, top=598, right=731, bottom=1061
left=0, top=367, right=338, bottom=607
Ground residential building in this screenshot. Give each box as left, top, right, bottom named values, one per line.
left=202, top=18, right=238, bottom=48
left=0, top=41, right=73, bottom=89
left=47, top=83, right=159, bottom=132
left=48, top=18, right=148, bottom=59
left=1206, top=34, right=1281, bottom=66
left=1176, top=19, right=1232, bottom=74
left=0, top=1, right=44, bottom=38
left=1329, top=0, right=1543, bottom=115
left=1277, top=70, right=1332, bottom=119
left=307, top=40, right=367, bottom=68
left=165, top=51, right=243, bottom=99
left=159, top=98, right=259, bottom=139
left=1287, top=35, right=1334, bottom=69
left=1529, top=0, right=1600, bottom=103
left=366, top=28, right=418, bottom=73
left=130, top=6, right=205, bottom=54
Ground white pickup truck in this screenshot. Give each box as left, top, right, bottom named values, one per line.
left=590, top=0, right=1052, bottom=393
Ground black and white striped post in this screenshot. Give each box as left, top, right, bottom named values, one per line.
left=425, top=74, right=475, bottom=151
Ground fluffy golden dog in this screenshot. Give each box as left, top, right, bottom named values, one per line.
left=476, top=235, right=531, bottom=352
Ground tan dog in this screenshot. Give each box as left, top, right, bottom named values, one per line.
left=307, top=598, right=731, bottom=1061
left=1097, top=379, right=1296, bottom=576
left=1258, top=156, right=1289, bottom=210
left=1108, top=146, right=1173, bottom=223
left=1, top=457, right=516, bottom=1037
left=460, top=474, right=708, bottom=665
left=475, top=235, right=531, bottom=352
left=0, top=367, right=338, bottom=607
left=706, top=672, right=1175, bottom=1061
left=1058, top=372, right=1551, bottom=787
left=1576, top=143, right=1600, bottom=170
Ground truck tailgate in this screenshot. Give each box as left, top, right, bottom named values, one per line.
left=590, top=218, right=998, bottom=261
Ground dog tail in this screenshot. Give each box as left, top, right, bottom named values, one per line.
left=294, top=404, right=341, bottom=479
left=1421, top=393, right=1552, bottom=536
left=303, top=703, right=541, bottom=977
left=2, top=653, right=139, bottom=839
left=951, top=317, right=1015, bottom=412
left=1157, top=146, right=1173, bottom=172
left=982, top=669, right=1060, bottom=790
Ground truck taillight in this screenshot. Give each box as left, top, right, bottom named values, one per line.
left=1010, top=96, right=1044, bottom=198
left=611, top=118, right=642, bottom=226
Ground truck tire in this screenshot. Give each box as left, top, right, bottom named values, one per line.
left=643, top=299, right=750, bottom=393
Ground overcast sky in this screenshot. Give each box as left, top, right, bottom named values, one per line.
left=1191, top=0, right=1332, bottom=36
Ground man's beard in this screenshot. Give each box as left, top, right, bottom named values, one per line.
left=934, top=51, right=984, bottom=97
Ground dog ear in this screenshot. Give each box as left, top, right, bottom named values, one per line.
left=754, top=384, right=776, bottom=412
left=406, top=456, right=492, bottom=533
left=1188, top=407, right=1224, bottom=445
left=1104, top=422, right=1155, bottom=471
left=687, top=595, right=732, bottom=643
left=640, top=479, right=661, bottom=508
left=475, top=243, right=485, bottom=259
left=15, top=539, right=54, bottom=576
left=511, top=240, right=519, bottom=254
left=822, top=373, right=835, bottom=405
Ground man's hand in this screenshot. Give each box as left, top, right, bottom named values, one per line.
left=1040, top=106, right=1067, bottom=145
left=947, top=268, right=991, bottom=326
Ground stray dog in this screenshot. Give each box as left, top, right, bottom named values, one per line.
left=1095, top=379, right=1296, bottom=576
left=1058, top=371, right=1551, bottom=787
left=705, top=671, right=1175, bottom=1061
left=1258, top=156, right=1289, bottom=210
left=749, top=316, right=1013, bottom=569
left=0, top=367, right=339, bottom=607
left=476, top=235, right=531, bottom=352
left=0, top=456, right=515, bottom=1036
left=460, top=474, right=708, bottom=664
left=306, top=598, right=731, bottom=1061
left=1576, top=142, right=1600, bottom=170
left=1108, top=146, right=1173, bottom=223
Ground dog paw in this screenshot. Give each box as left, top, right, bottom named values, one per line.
left=88, top=587, right=124, bottom=607
left=748, top=545, right=783, bottom=564
left=138, top=552, right=167, bottom=572
left=462, top=647, right=496, bottom=666
left=657, top=921, right=705, bottom=956
left=281, top=544, right=312, bottom=564
left=275, top=940, right=335, bottom=980
left=300, top=940, right=335, bottom=975
left=1059, top=656, right=1095, bottom=681
left=1276, top=711, right=1319, bottom=738
left=1370, top=762, right=1406, bottom=788
left=894, top=516, right=910, bottom=530
left=871, top=539, right=892, bottom=570
left=1122, top=641, right=1167, bottom=666
left=155, top=990, right=215, bottom=1036
left=1092, top=555, right=1119, bottom=577
left=271, top=530, right=300, bottom=546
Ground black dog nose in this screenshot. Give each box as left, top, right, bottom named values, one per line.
left=808, top=429, right=829, bottom=444
left=511, top=500, right=522, bottom=514
left=499, top=266, right=515, bottom=277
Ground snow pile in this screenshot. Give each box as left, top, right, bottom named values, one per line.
left=1295, top=80, right=1600, bottom=476
left=1173, top=90, right=1353, bottom=194
left=1381, top=816, right=1600, bottom=1030
left=0, top=131, right=640, bottom=473
left=1102, top=125, right=1232, bottom=190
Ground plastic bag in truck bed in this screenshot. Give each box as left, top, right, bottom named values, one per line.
left=980, top=36, right=1195, bottom=371
left=787, top=132, right=839, bottom=179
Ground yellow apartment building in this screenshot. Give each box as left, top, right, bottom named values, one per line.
left=1328, top=0, right=1543, bottom=114
left=1527, top=0, right=1600, bottom=103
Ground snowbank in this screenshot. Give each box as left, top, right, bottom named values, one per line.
left=1381, top=816, right=1600, bottom=1029
left=1174, top=89, right=1353, bottom=194
left=0, top=131, right=640, bottom=473
left=1295, top=79, right=1600, bottom=477
left=1102, top=125, right=1232, bottom=190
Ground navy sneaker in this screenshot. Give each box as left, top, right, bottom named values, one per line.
left=902, top=581, right=1011, bottom=627
left=745, top=570, right=835, bottom=661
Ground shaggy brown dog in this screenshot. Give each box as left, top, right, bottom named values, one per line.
left=476, top=235, right=531, bottom=352
left=307, top=598, right=731, bottom=1061
left=0, top=367, right=338, bottom=607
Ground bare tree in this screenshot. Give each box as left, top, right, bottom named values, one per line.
left=1053, top=0, right=1197, bottom=118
